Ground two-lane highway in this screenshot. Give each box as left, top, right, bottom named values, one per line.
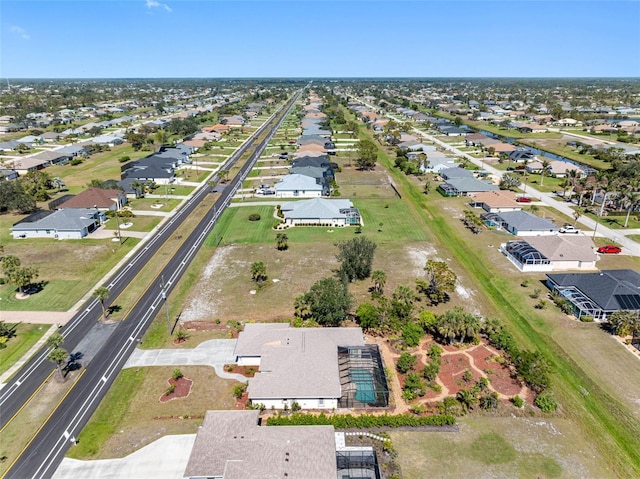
left=2, top=89, right=303, bottom=478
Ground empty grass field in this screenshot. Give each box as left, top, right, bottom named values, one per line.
left=391, top=416, right=611, bottom=479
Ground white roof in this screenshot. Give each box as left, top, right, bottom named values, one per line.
left=282, top=198, right=354, bottom=220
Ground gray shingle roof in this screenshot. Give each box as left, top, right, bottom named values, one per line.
left=497, top=211, right=559, bottom=232
left=547, top=269, right=640, bottom=311
left=440, top=167, right=475, bottom=179
left=184, top=410, right=337, bottom=479
left=445, top=177, right=498, bottom=193
left=274, top=174, right=323, bottom=192
left=12, top=208, right=100, bottom=232
left=234, top=324, right=365, bottom=400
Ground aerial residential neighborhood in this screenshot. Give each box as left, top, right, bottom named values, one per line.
left=0, top=1, right=639, bottom=479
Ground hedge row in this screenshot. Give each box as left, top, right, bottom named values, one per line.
left=265, top=412, right=455, bottom=428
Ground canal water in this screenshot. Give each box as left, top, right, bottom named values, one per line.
left=477, top=130, right=596, bottom=172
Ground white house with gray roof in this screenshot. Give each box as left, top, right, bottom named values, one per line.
left=233, top=324, right=389, bottom=410
left=484, top=210, right=559, bottom=236
left=280, top=198, right=361, bottom=227
left=501, top=235, right=598, bottom=272
left=273, top=173, right=327, bottom=198
left=12, top=208, right=105, bottom=239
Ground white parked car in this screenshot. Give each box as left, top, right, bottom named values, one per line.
left=559, top=225, right=580, bottom=234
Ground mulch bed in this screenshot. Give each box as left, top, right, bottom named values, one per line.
left=159, top=376, right=193, bottom=403
left=467, top=345, right=523, bottom=396
left=235, top=392, right=250, bottom=410
left=223, top=365, right=258, bottom=377
left=439, top=353, right=479, bottom=396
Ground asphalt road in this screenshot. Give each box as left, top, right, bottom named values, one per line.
left=1, top=89, right=302, bottom=479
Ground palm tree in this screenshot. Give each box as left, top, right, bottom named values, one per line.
left=48, top=348, right=69, bottom=381
left=93, top=286, right=110, bottom=322
left=371, top=270, right=387, bottom=296
left=573, top=207, right=584, bottom=226
left=250, top=261, right=267, bottom=283
left=539, top=159, right=550, bottom=186
left=275, top=233, right=288, bottom=251
left=131, top=180, right=144, bottom=198
left=456, top=389, right=477, bottom=413
left=621, top=183, right=640, bottom=228
left=565, top=169, right=579, bottom=201
left=52, top=177, right=66, bottom=192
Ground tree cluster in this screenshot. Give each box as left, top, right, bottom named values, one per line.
left=294, top=277, right=351, bottom=327
left=335, top=236, right=377, bottom=282
left=1, top=254, right=39, bottom=295
left=355, top=138, right=378, bottom=170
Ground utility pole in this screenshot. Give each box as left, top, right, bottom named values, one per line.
left=161, top=275, right=171, bottom=334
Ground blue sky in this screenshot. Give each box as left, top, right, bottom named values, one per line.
left=1, top=1, right=639, bottom=78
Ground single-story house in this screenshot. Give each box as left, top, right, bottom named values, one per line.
left=274, top=174, right=327, bottom=198
left=501, top=236, right=598, bottom=272
left=57, top=187, right=127, bottom=212
left=509, top=150, right=538, bottom=163
left=0, top=140, right=20, bottom=152
left=30, top=150, right=71, bottom=166
left=547, top=160, right=586, bottom=178
left=12, top=208, right=105, bottom=240
left=518, top=124, right=548, bottom=133
left=183, top=410, right=339, bottom=479
left=91, top=134, right=124, bottom=146
left=546, top=269, right=640, bottom=321
left=234, top=323, right=388, bottom=410
left=439, top=167, right=474, bottom=180
left=439, top=125, right=468, bottom=136
left=471, top=190, right=522, bottom=213
left=13, top=157, right=50, bottom=175
left=290, top=165, right=334, bottom=181
left=280, top=198, right=361, bottom=227
left=483, top=210, right=559, bottom=236
left=489, top=142, right=517, bottom=153
left=439, top=178, right=498, bottom=196
left=57, top=144, right=89, bottom=157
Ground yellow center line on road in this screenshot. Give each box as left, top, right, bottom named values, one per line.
left=0, top=370, right=55, bottom=436
left=0, top=369, right=87, bottom=479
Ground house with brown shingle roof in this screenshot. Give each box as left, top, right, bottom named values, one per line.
left=472, top=190, right=522, bottom=213
left=58, top=187, right=127, bottom=212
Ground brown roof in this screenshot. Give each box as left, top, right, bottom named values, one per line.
left=491, top=142, right=516, bottom=152
left=473, top=189, right=520, bottom=208
left=202, top=124, right=230, bottom=133
left=298, top=143, right=326, bottom=152
left=183, top=139, right=206, bottom=148
left=59, top=187, right=124, bottom=209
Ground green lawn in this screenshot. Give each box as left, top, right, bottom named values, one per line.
left=206, top=198, right=428, bottom=247
left=102, top=216, right=161, bottom=233
left=127, top=198, right=181, bottom=212
left=583, top=211, right=640, bottom=230
left=0, top=323, right=49, bottom=376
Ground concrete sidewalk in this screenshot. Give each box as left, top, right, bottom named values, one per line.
left=124, top=339, right=245, bottom=381
left=53, top=434, right=196, bottom=479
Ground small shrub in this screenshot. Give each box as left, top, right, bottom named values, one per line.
left=521, top=279, right=531, bottom=288
left=291, top=401, right=302, bottom=412
left=397, top=352, right=417, bottom=374
left=530, top=288, right=541, bottom=299
left=225, top=365, right=233, bottom=372
left=248, top=213, right=261, bottom=221
left=215, top=318, right=221, bottom=324
left=410, top=403, right=426, bottom=415
left=534, top=299, right=547, bottom=309
left=233, top=383, right=248, bottom=399
left=118, top=155, right=131, bottom=163
left=172, top=369, right=183, bottom=381
left=462, top=369, right=473, bottom=383
left=165, top=384, right=176, bottom=396
left=534, top=391, right=558, bottom=412
left=580, top=315, right=594, bottom=322
left=175, top=330, right=188, bottom=341
left=70, top=158, right=83, bottom=166
left=512, top=395, right=525, bottom=408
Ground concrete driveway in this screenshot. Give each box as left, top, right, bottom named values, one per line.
left=124, top=339, right=244, bottom=381
left=53, top=434, right=195, bottom=479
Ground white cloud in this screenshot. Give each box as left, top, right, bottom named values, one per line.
left=10, top=25, right=30, bottom=40
left=145, top=0, right=172, bottom=12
